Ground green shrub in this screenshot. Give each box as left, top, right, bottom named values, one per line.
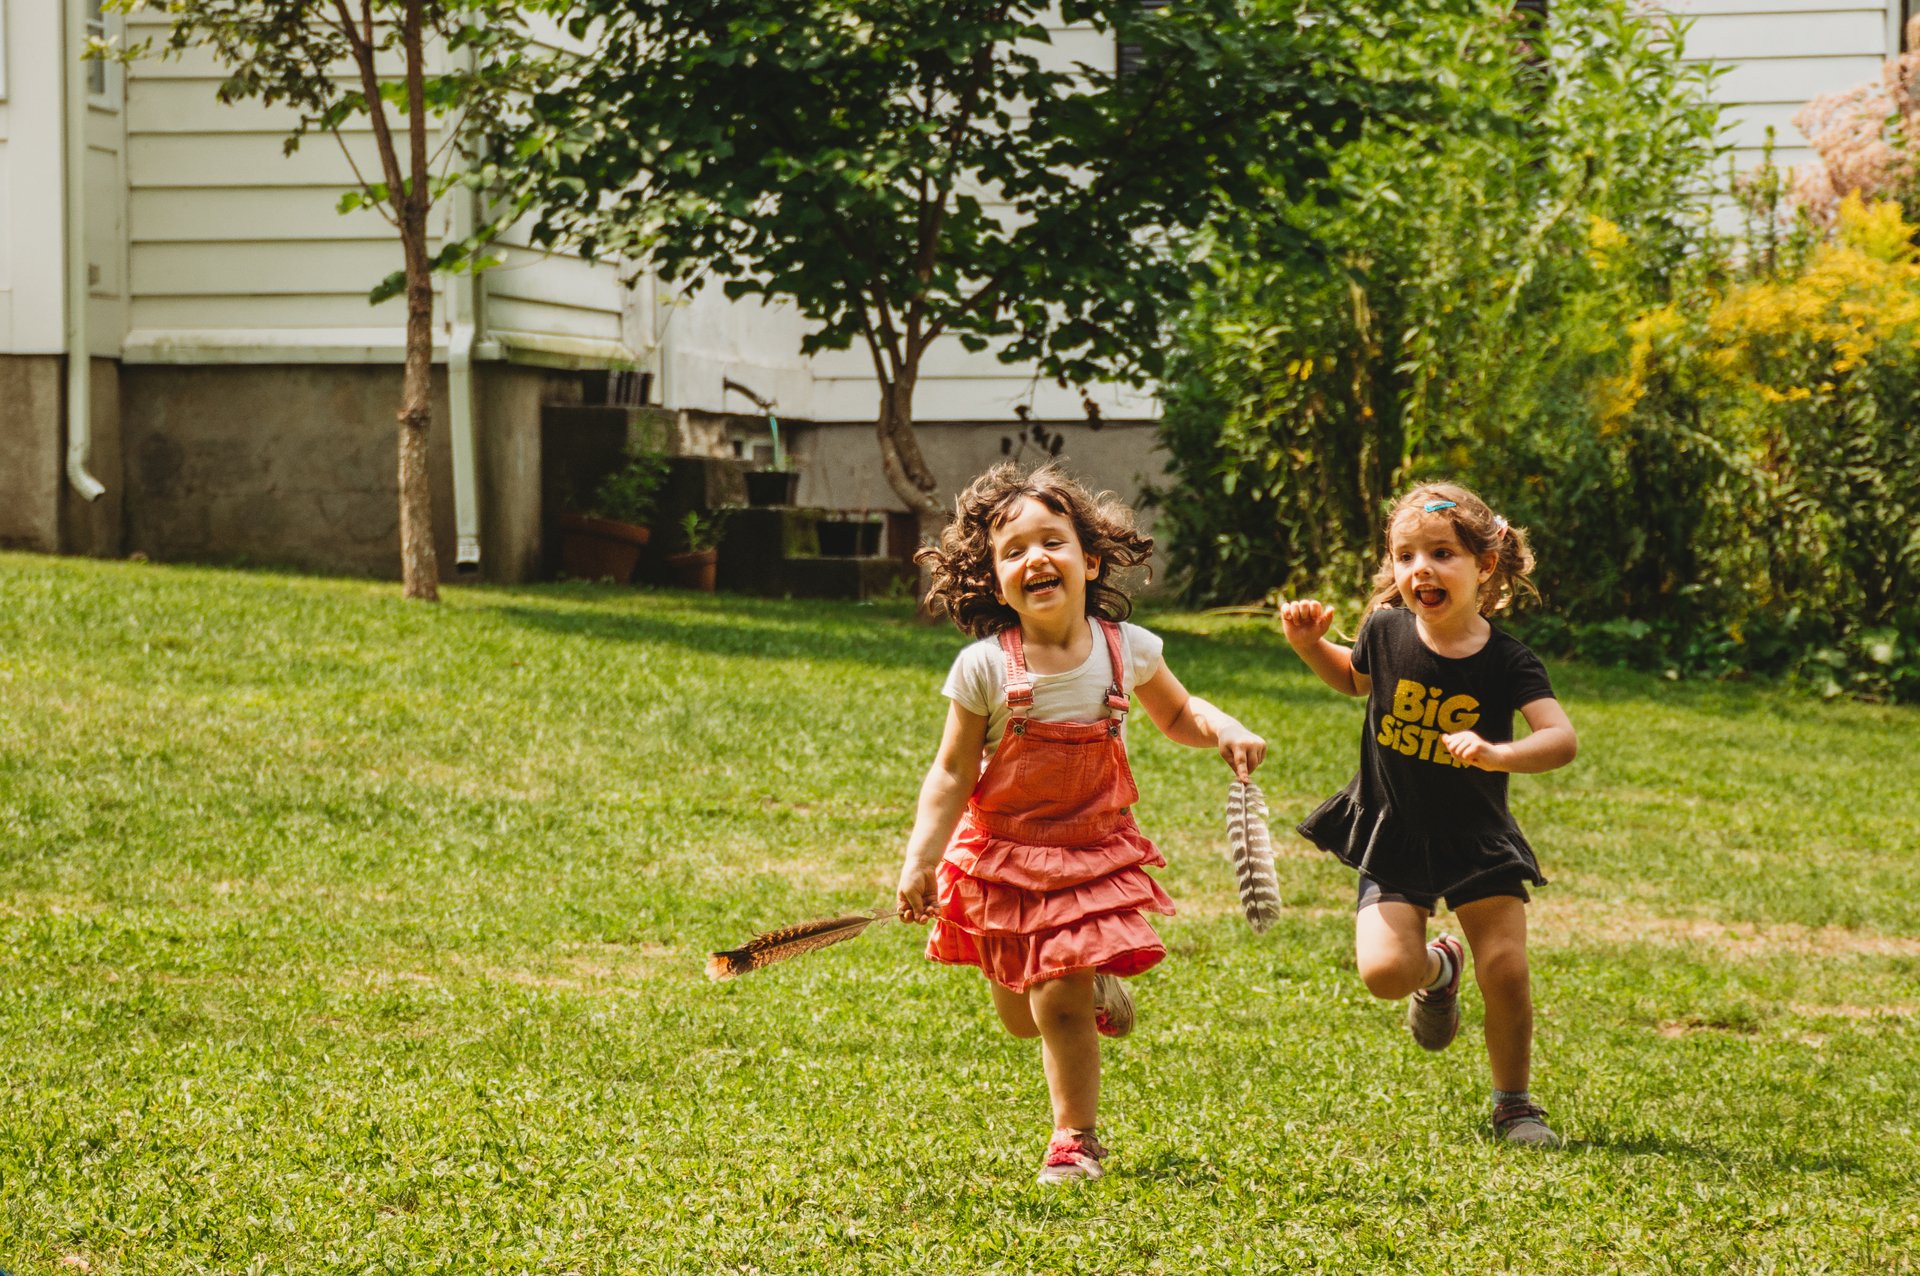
left=1151, top=0, right=1722, bottom=611
left=590, top=449, right=670, bottom=526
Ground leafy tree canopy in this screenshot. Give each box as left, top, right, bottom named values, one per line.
left=506, top=0, right=1464, bottom=511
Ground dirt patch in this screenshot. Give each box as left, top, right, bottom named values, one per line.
left=449, top=941, right=685, bottom=993
left=1787, top=1002, right=1919, bottom=1021
left=1656, top=1017, right=1758, bottom=1038
left=1532, top=897, right=1920, bottom=959
left=716, top=853, right=886, bottom=897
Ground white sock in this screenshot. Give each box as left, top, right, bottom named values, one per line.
left=1422, top=944, right=1454, bottom=992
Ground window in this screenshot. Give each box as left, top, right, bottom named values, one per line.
left=1116, top=0, right=1169, bottom=80
left=88, top=2, right=109, bottom=97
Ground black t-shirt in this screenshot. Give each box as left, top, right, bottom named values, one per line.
left=1297, top=606, right=1557, bottom=898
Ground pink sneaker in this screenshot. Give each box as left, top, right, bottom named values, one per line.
left=1035, top=1129, right=1109, bottom=1184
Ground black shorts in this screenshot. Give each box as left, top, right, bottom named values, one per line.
left=1356, top=873, right=1530, bottom=915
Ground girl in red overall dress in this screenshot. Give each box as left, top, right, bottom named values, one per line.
left=897, top=463, right=1266, bottom=1185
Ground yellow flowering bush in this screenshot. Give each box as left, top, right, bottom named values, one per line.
left=1580, top=195, right=1920, bottom=698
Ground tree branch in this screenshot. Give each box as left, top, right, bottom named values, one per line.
left=333, top=0, right=411, bottom=226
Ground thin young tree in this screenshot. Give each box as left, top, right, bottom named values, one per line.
left=510, top=0, right=1431, bottom=536
left=103, top=0, right=552, bottom=600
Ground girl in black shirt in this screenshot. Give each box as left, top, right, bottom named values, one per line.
left=1282, top=482, right=1578, bottom=1148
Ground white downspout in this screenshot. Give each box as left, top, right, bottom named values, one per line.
left=447, top=242, right=481, bottom=573
left=63, top=0, right=105, bottom=502
left=445, top=44, right=482, bottom=573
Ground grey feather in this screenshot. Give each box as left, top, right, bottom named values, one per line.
left=1225, top=779, right=1282, bottom=933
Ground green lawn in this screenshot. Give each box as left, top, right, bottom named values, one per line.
left=2, top=551, right=1916, bottom=1274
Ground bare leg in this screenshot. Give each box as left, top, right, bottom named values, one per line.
left=989, top=978, right=1040, bottom=1039
left=1028, top=970, right=1100, bottom=1131
left=1354, top=899, right=1438, bottom=1000
left=1456, top=895, right=1532, bottom=1093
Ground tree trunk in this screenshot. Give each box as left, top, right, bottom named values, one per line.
left=398, top=229, right=439, bottom=602
left=875, top=373, right=942, bottom=519
left=873, top=370, right=945, bottom=618
left=396, top=0, right=439, bottom=602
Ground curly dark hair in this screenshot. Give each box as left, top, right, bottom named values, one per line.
left=916, top=462, right=1154, bottom=638
left=1366, top=480, right=1539, bottom=617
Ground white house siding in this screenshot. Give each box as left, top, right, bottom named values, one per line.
left=123, top=27, right=437, bottom=360
left=118, top=15, right=636, bottom=367
left=1, top=0, right=78, bottom=355
left=1667, top=0, right=1894, bottom=175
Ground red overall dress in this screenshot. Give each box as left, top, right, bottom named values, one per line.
left=927, top=619, right=1175, bottom=992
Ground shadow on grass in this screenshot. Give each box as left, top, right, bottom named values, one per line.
left=1576, top=1128, right=1869, bottom=1176
left=488, top=597, right=952, bottom=671
left=483, top=592, right=1346, bottom=702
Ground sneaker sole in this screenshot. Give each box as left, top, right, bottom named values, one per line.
left=1093, top=972, right=1134, bottom=1038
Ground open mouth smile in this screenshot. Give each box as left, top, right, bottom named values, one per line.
left=1413, top=584, right=1447, bottom=608
left=1023, top=575, right=1063, bottom=595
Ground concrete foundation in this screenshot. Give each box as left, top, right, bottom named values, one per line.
left=0, top=355, right=63, bottom=554
left=119, top=362, right=559, bottom=583
left=9, top=357, right=1170, bottom=586
left=787, top=418, right=1168, bottom=530
left=0, top=354, right=124, bottom=558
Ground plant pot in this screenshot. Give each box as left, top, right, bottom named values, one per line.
left=817, top=517, right=884, bottom=557
left=664, top=547, right=719, bottom=591
left=743, top=469, right=800, bottom=506
left=556, top=512, right=650, bottom=583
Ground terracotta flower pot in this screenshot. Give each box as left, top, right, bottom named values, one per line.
left=664, top=547, right=719, bottom=591
left=557, top=512, right=650, bottom=583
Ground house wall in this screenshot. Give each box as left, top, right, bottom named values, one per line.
left=0, top=0, right=66, bottom=356
left=0, top=2, right=124, bottom=556
left=118, top=362, right=555, bottom=581
left=1670, top=0, right=1893, bottom=173
left=792, top=419, right=1168, bottom=528
left=0, top=355, right=63, bottom=551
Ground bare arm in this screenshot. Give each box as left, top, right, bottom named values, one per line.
left=896, top=701, right=989, bottom=921
left=1279, top=599, right=1372, bottom=698
left=1441, top=696, right=1578, bottom=774
left=1134, top=662, right=1267, bottom=781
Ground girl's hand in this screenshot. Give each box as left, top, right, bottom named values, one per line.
left=1279, top=599, right=1335, bottom=650
left=1441, top=731, right=1512, bottom=772
left=896, top=863, right=938, bottom=923
left=1217, top=724, right=1267, bottom=783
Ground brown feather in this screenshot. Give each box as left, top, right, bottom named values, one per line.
left=1226, top=779, right=1282, bottom=933
left=706, top=907, right=896, bottom=980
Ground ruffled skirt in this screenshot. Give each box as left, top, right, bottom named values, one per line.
left=1297, top=787, right=1546, bottom=899
left=926, top=811, right=1173, bottom=992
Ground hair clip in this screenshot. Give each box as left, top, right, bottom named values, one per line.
left=1421, top=500, right=1456, bottom=513
left=1493, top=514, right=1509, bottom=539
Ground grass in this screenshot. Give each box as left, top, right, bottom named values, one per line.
left=1, top=550, right=1916, bottom=1274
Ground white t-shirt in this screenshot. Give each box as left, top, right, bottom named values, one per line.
left=942, top=618, right=1166, bottom=749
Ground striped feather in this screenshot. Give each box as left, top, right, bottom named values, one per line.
left=1226, top=780, right=1282, bottom=933
left=706, top=907, right=895, bottom=980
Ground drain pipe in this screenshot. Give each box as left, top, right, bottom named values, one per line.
left=447, top=246, right=482, bottom=573
left=63, top=0, right=104, bottom=502
left=445, top=47, right=481, bottom=573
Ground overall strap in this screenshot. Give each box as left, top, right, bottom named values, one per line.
left=998, top=627, right=1034, bottom=728
left=1098, top=619, right=1129, bottom=730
